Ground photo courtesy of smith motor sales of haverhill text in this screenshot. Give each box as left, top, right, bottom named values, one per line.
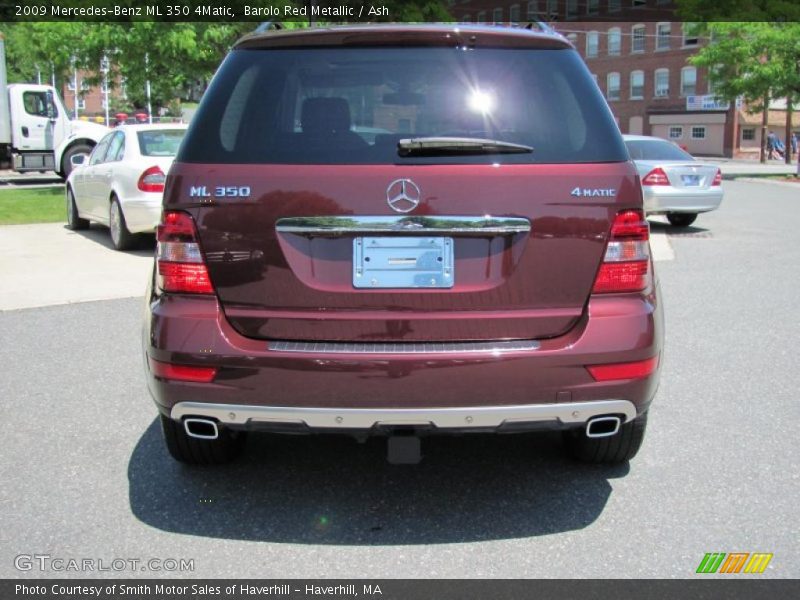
left=1, top=0, right=799, bottom=599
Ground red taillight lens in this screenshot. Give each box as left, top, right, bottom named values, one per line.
left=156, top=211, right=214, bottom=294
left=592, top=209, right=650, bottom=294
left=641, top=167, right=670, bottom=186
left=711, top=168, right=722, bottom=186
left=138, top=166, right=166, bottom=193
left=149, top=358, right=217, bottom=383
left=586, top=356, right=659, bottom=381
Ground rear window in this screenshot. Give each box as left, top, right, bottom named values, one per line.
left=179, top=47, right=627, bottom=165
left=625, top=139, right=694, bottom=161
left=137, top=130, right=186, bottom=157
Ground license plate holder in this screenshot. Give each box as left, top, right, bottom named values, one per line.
left=353, top=237, right=454, bottom=288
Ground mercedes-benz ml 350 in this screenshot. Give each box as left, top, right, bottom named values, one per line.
left=143, top=24, right=663, bottom=466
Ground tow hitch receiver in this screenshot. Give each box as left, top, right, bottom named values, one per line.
left=387, top=436, right=422, bottom=465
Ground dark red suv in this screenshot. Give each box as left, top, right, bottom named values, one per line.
left=144, top=24, right=663, bottom=465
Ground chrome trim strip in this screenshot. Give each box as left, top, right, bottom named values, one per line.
left=171, top=400, right=638, bottom=429
left=275, top=216, right=531, bottom=237
left=268, top=340, right=540, bottom=354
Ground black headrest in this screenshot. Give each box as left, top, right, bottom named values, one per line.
left=301, top=97, right=352, bottom=134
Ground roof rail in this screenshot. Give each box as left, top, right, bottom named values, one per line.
left=253, top=21, right=284, bottom=34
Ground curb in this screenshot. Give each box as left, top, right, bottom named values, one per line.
left=733, top=177, right=800, bottom=188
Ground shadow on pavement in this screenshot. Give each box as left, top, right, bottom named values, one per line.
left=647, top=220, right=711, bottom=237
left=128, top=418, right=628, bottom=545
left=69, top=223, right=155, bottom=255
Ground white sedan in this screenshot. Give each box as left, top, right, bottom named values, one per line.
left=65, top=124, right=188, bottom=250
left=623, top=134, right=723, bottom=228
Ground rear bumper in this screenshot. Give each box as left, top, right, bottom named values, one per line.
left=643, top=186, right=723, bottom=214
left=143, top=270, right=663, bottom=432
left=171, top=399, right=637, bottom=433
left=121, top=194, right=162, bottom=234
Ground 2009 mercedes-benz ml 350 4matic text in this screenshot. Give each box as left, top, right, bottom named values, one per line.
left=143, top=24, right=663, bottom=466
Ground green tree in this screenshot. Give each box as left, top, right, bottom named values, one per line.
left=690, top=22, right=800, bottom=163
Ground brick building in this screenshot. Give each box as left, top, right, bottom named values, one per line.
left=61, top=69, right=125, bottom=124
left=450, top=1, right=798, bottom=157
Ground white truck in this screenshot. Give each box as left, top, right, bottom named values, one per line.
left=0, top=33, right=108, bottom=179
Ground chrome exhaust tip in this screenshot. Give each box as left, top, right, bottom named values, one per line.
left=585, top=415, right=621, bottom=438
left=183, top=418, right=219, bottom=440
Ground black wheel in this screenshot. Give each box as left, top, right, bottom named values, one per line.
left=61, top=143, right=93, bottom=179
left=563, top=412, right=648, bottom=464
left=666, top=213, right=698, bottom=228
left=65, top=187, right=89, bottom=230
left=160, top=415, right=246, bottom=465
left=109, top=196, right=136, bottom=251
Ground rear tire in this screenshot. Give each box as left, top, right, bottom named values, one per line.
left=109, top=197, right=136, bottom=251
left=666, top=213, right=697, bottom=228
left=563, top=411, right=648, bottom=464
left=160, top=415, right=245, bottom=465
left=66, top=187, right=89, bottom=230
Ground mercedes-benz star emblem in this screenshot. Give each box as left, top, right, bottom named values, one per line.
left=386, top=178, right=421, bottom=213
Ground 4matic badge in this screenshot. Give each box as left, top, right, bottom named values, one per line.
left=570, top=187, right=617, bottom=198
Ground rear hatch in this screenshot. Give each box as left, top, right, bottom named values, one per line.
left=167, top=33, right=637, bottom=343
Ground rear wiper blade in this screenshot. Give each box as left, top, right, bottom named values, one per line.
left=398, top=137, right=533, bottom=157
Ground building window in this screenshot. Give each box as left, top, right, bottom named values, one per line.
left=67, top=80, right=76, bottom=92
left=76, top=97, right=86, bottom=110
left=492, top=7, right=503, bottom=23
left=741, top=128, right=756, bottom=141
left=631, top=25, right=646, bottom=53
left=630, top=71, right=644, bottom=99
left=691, top=126, right=706, bottom=139
left=609, top=0, right=622, bottom=11
left=669, top=126, right=683, bottom=139
left=591, top=73, right=599, bottom=86
left=566, top=33, right=578, bottom=45
left=476, top=11, right=486, bottom=23
left=681, top=67, right=697, bottom=96
left=632, top=0, right=646, bottom=6
left=546, top=0, right=558, bottom=19
left=527, top=1, right=539, bottom=20
left=608, top=28, right=621, bottom=55
left=566, top=0, right=578, bottom=18
left=509, top=4, right=520, bottom=22
left=655, top=68, right=669, bottom=97
left=461, top=15, right=471, bottom=22
left=683, top=23, right=700, bottom=47
left=707, top=65, right=722, bottom=95
left=607, top=72, right=621, bottom=101
left=656, top=23, right=671, bottom=51
left=586, top=0, right=600, bottom=15
left=586, top=32, right=599, bottom=58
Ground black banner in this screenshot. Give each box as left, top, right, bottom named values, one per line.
left=1, top=0, right=798, bottom=23
left=4, top=579, right=800, bottom=600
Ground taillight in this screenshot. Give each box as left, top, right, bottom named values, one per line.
left=138, top=166, right=166, bottom=192
left=586, top=356, right=659, bottom=381
left=149, top=358, right=217, bottom=383
left=641, top=167, right=670, bottom=186
left=156, top=211, right=214, bottom=294
left=711, top=168, right=722, bottom=186
left=592, top=209, right=650, bottom=294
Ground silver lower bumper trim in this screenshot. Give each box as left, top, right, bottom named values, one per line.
left=268, top=339, right=540, bottom=354
left=170, top=400, right=637, bottom=430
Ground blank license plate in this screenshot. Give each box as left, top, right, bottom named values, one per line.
left=353, top=237, right=454, bottom=288
left=682, top=174, right=701, bottom=186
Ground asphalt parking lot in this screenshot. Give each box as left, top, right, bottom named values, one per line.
left=1, top=180, right=798, bottom=578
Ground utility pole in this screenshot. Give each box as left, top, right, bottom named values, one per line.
left=100, top=55, right=110, bottom=128
left=71, top=57, right=79, bottom=119
left=145, top=52, right=152, bottom=124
